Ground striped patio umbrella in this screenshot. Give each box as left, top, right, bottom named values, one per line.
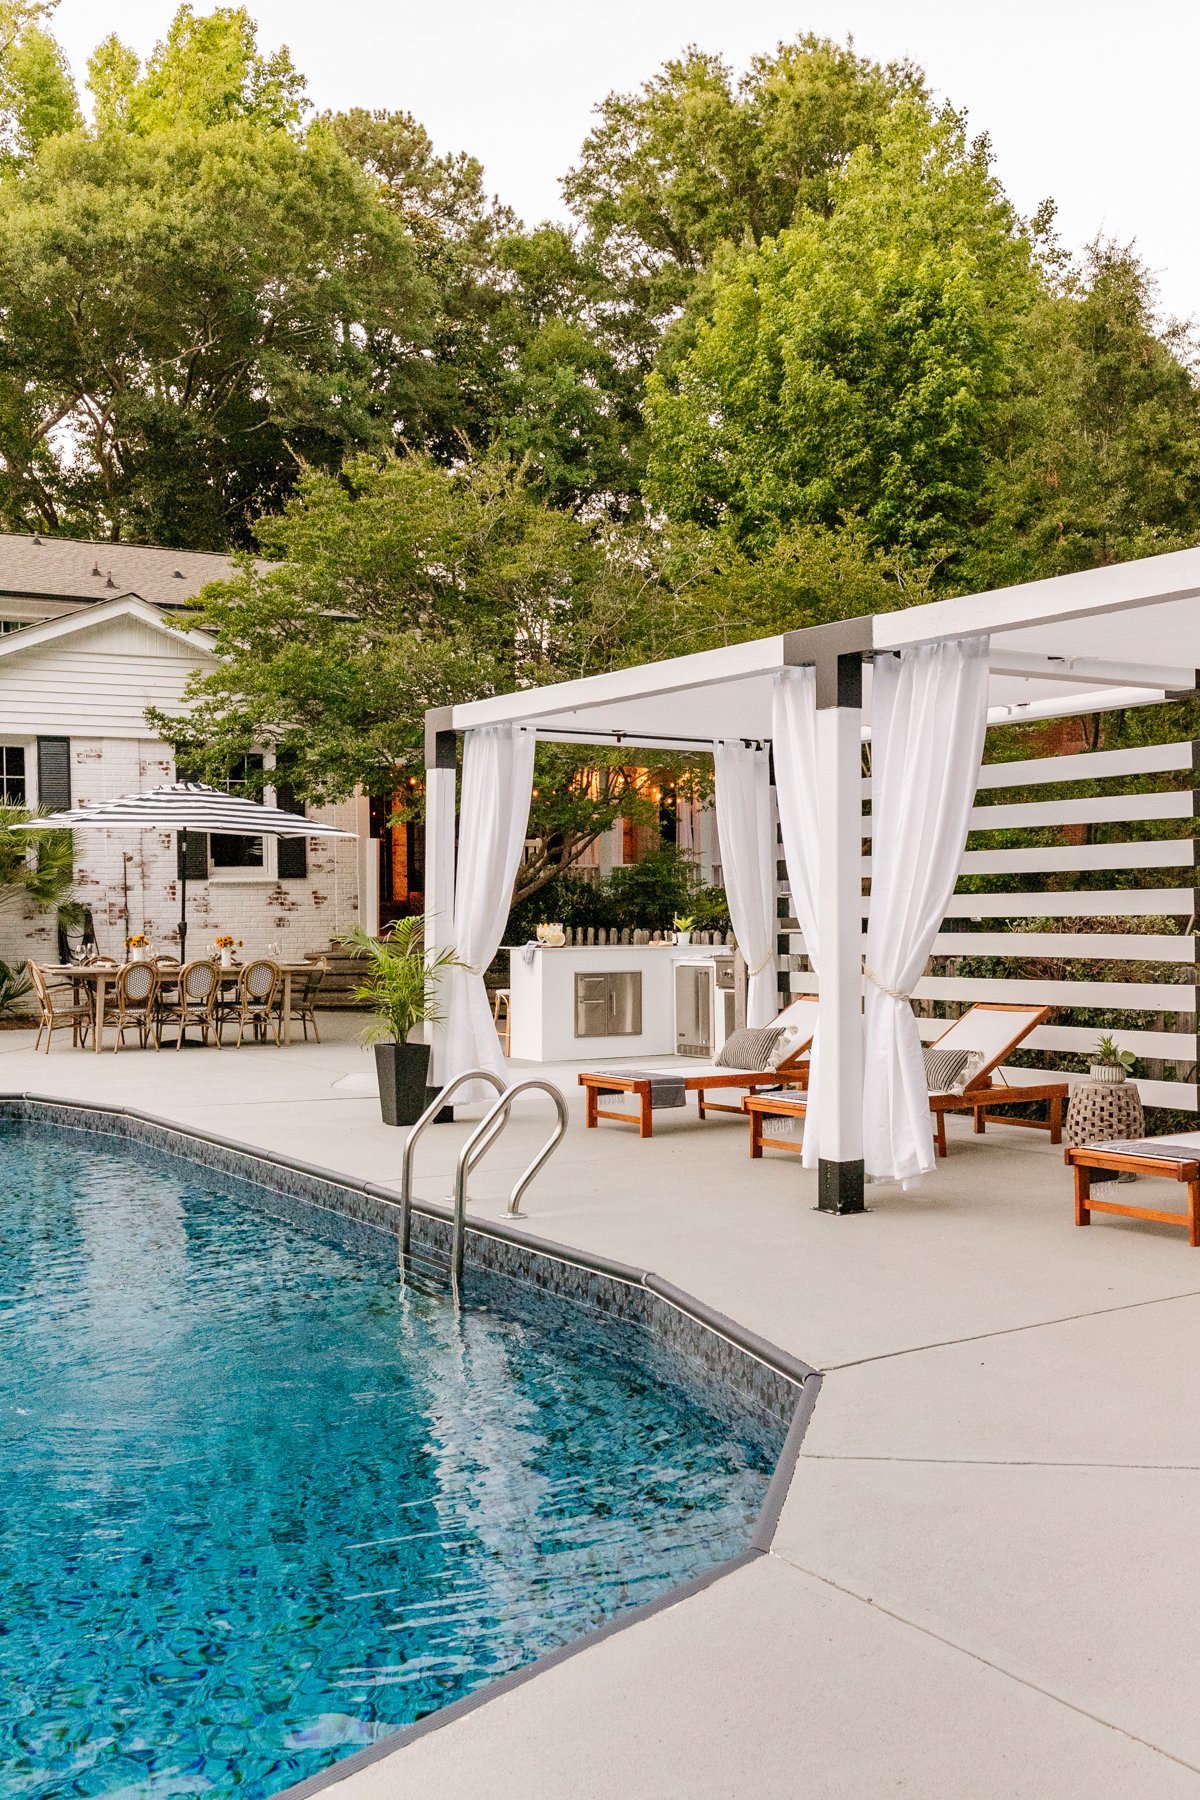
left=13, top=782, right=356, bottom=957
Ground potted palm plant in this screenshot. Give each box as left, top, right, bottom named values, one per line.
left=342, top=918, right=463, bottom=1126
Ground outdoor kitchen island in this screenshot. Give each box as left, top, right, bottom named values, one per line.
left=506, top=942, right=737, bottom=1063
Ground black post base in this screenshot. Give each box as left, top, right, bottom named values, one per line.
left=817, top=1158, right=866, bottom=1215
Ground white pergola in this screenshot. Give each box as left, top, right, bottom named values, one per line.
left=425, top=546, right=1200, bottom=1211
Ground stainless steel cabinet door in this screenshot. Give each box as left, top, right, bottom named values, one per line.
left=574, top=970, right=643, bottom=1037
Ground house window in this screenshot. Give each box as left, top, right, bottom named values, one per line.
left=209, top=753, right=265, bottom=871
left=0, top=745, right=26, bottom=804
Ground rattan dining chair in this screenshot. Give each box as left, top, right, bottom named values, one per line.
left=227, top=958, right=282, bottom=1047
left=162, top=958, right=222, bottom=1050
left=110, top=960, right=161, bottom=1051
left=29, top=962, right=92, bottom=1052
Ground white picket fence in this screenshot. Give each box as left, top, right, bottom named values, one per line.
left=778, top=736, right=1198, bottom=1112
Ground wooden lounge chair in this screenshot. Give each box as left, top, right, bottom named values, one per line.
left=925, top=1002, right=1066, bottom=1156
left=578, top=996, right=818, bottom=1139
left=743, top=1001, right=1066, bottom=1161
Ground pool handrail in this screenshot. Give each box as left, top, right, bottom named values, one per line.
left=452, top=1078, right=569, bottom=1290
left=398, top=1067, right=507, bottom=1267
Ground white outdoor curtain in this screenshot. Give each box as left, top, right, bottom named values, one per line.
left=713, top=740, right=777, bottom=1027
left=863, top=637, right=990, bottom=1183
left=442, top=723, right=536, bottom=1096
left=771, top=666, right=823, bottom=1168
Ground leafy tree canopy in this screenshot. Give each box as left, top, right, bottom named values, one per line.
left=0, top=116, right=432, bottom=543
left=645, top=102, right=1040, bottom=564
left=0, top=15, right=77, bottom=167
left=564, top=35, right=926, bottom=361
left=962, top=239, right=1200, bottom=589
left=161, top=449, right=684, bottom=898
left=87, top=5, right=307, bottom=136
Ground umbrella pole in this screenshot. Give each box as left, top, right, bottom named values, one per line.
left=178, top=828, right=189, bottom=960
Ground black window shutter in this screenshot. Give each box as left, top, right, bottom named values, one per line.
left=177, top=830, right=208, bottom=880
left=36, top=736, right=71, bottom=811
left=275, top=779, right=308, bottom=879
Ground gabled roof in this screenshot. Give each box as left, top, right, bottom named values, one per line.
left=0, top=531, right=255, bottom=608
left=0, top=594, right=218, bottom=660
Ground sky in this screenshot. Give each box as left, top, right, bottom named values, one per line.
left=51, top=0, right=1200, bottom=325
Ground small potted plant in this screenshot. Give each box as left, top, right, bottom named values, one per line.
left=342, top=918, right=463, bottom=1127
left=673, top=913, right=696, bottom=946
left=1090, top=1033, right=1136, bottom=1084
left=126, top=932, right=150, bottom=963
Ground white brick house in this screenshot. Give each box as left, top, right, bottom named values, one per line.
left=0, top=537, right=374, bottom=966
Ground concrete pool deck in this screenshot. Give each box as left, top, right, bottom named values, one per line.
left=6, top=1016, right=1200, bottom=1797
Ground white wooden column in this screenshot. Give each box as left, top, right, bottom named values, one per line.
left=423, top=707, right=457, bottom=1097
left=814, top=650, right=865, bottom=1212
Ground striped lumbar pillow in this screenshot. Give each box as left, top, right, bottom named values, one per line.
left=716, top=1025, right=783, bottom=1071
left=924, top=1046, right=972, bottom=1094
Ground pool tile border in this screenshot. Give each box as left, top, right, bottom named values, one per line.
left=0, top=1091, right=822, bottom=1796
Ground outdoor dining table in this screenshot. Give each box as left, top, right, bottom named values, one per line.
left=42, top=961, right=321, bottom=1051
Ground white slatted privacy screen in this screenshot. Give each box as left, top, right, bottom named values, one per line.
left=778, top=736, right=1197, bottom=1113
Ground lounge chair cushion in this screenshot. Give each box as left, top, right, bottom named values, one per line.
left=716, top=1025, right=783, bottom=1071
left=924, top=1045, right=987, bottom=1094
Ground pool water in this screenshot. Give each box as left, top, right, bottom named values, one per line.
left=0, top=1122, right=783, bottom=1800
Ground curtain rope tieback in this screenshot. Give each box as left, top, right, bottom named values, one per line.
left=862, top=961, right=913, bottom=1003
left=748, top=953, right=775, bottom=976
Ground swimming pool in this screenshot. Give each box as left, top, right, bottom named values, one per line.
left=0, top=1115, right=793, bottom=1800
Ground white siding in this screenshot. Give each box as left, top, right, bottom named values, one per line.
left=0, top=615, right=216, bottom=738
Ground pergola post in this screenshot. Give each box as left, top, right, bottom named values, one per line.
left=423, top=707, right=457, bottom=1108
left=814, top=648, right=865, bottom=1213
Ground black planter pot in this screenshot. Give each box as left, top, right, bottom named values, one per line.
left=374, top=1039, right=431, bottom=1127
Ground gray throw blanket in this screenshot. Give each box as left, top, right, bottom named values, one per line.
left=1088, top=1139, right=1200, bottom=1161
left=598, top=1067, right=686, bottom=1109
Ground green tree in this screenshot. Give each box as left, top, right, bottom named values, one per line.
left=565, top=36, right=926, bottom=364
left=963, top=240, right=1200, bottom=588
left=0, top=16, right=78, bottom=165
left=0, top=119, right=432, bottom=543
left=86, top=5, right=307, bottom=136
left=155, top=450, right=678, bottom=898
left=645, top=102, right=1039, bottom=564
left=331, top=110, right=643, bottom=514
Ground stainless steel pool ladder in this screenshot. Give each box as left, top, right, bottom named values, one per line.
left=397, top=1071, right=569, bottom=1288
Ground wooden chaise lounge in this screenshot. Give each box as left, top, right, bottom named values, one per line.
left=579, top=996, right=818, bottom=1139
left=925, top=1002, right=1067, bottom=1156
left=742, top=1001, right=1067, bottom=1160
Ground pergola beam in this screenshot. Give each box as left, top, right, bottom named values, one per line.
left=986, top=651, right=1192, bottom=690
